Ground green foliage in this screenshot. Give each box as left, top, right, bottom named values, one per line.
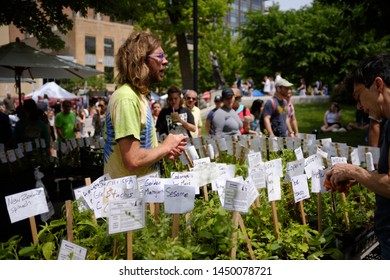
left=0, top=235, right=22, bottom=260
left=0, top=138, right=375, bottom=260
left=0, top=1, right=92, bottom=50
left=241, top=2, right=390, bottom=89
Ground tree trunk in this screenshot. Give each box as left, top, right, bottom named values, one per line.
left=176, top=33, right=194, bottom=90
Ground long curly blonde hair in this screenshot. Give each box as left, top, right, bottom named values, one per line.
left=115, top=31, right=161, bottom=95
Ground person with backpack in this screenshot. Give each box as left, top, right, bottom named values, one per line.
left=263, top=78, right=293, bottom=137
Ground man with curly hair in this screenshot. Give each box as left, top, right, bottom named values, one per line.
left=104, top=31, right=187, bottom=178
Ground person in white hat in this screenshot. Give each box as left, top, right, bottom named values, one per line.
left=263, top=78, right=293, bottom=137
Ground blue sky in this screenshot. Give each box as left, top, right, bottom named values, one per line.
left=272, top=0, right=313, bottom=11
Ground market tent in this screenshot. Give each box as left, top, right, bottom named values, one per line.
left=25, top=81, right=79, bottom=105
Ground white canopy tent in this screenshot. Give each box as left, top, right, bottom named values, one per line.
left=26, top=81, right=79, bottom=104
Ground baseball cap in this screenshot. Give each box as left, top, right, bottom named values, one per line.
left=275, top=78, right=293, bottom=88
left=214, top=95, right=222, bottom=102
left=221, top=88, right=234, bottom=99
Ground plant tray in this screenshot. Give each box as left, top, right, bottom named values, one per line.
left=342, top=228, right=378, bottom=260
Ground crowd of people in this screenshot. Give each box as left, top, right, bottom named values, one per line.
left=0, top=92, right=110, bottom=156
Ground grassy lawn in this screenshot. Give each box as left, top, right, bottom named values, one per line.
left=295, top=102, right=367, bottom=148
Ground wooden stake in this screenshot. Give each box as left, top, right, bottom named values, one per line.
left=65, top=200, right=74, bottom=242
left=230, top=211, right=240, bottom=259
left=340, top=193, right=350, bottom=228
left=215, top=139, right=223, bottom=161
left=29, top=216, right=38, bottom=245
left=271, top=201, right=280, bottom=239
left=126, top=231, right=133, bottom=260
left=184, top=150, right=193, bottom=168
left=185, top=212, right=191, bottom=232
left=299, top=200, right=307, bottom=225
left=203, top=185, right=209, bottom=201
left=232, top=140, right=237, bottom=164
left=254, top=197, right=260, bottom=208
left=149, top=203, right=155, bottom=216
left=266, top=138, right=270, bottom=160
left=172, top=214, right=180, bottom=239
left=154, top=203, right=160, bottom=224
left=113, top=239, right=119, bottom=259
left=317, top=193, right=322, bottom=234
left=238, top=214, right=256, bottom=260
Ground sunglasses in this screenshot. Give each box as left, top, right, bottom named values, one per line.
left=148, top=53, right=168, bottom=61
left=186, top=97, right=196, bottom=101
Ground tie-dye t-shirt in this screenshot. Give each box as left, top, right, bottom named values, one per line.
left=103, top=84, right=158, bottom=179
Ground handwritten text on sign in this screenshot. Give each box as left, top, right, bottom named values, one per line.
left=164, top=185, right=195, bottom=214
left=291, top=174, right=310, bottom=203
left=5, top=188, right=49, bottom=223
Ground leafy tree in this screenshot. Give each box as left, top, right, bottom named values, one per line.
left=240, top=2, right=390, bottom=92
left=1, top=0, right=232, bottom=92
left=107, top=0, right=232, bottom=90
left=316, top=0, right=390, bottom=38
left=0, top=0, right=96, bottom=50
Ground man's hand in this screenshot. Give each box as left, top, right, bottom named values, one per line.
left=162, top=134, right=188, bottom=160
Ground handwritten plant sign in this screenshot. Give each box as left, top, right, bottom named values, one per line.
left=311, top=169, right=328, bottom=193
left=102, top=175, right=139, bottom=217
left=285, top=158, right=305, bottom=182
left=143, top=178, right=172, bottom=203
left=164, top=185, right=195, bottom=214
left=81, top=173, right=111, bottom=219
left=291, top=174, right=310, bottom=203
left=304, top=153, right=324, bottom=179
left=171, top=171, right=200, bottom=195
left=5, top=188, right=48, bottom=223
left=137, top=171, right=160, bottom=197
left=266, top=173, right=281, bottom=202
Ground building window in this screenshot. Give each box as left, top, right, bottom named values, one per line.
left=85, top=36, right=96, bottom=55
left=104, top=38, right=114, bottom=57
left=85, top=36, right=96, bottom=66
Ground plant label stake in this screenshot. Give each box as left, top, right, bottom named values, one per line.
left=266, top=137, right=270, bottom=161
left=232, top=139, right=237, bottom=164
left=172, top=214, right=180, bottom=239
left=215, top=139, right=223, bottom=161
left=230, top=211, right=240, bottom=259
left=65, top=200, right=74, bottom=242
left=271, top=201, right=280, bottom=239
left=238, top=213, right=256, bottom=260
left=127, top=232, right=133, bottom=260
left=164, top=185, right=195, bottom=239
left=5, top=188, right=49, bottom=246
left=317, top=193, right=322, bottom=233
left=29, top=216, right=38, bottom=245
left=266, top=171, right=281, bottom=239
